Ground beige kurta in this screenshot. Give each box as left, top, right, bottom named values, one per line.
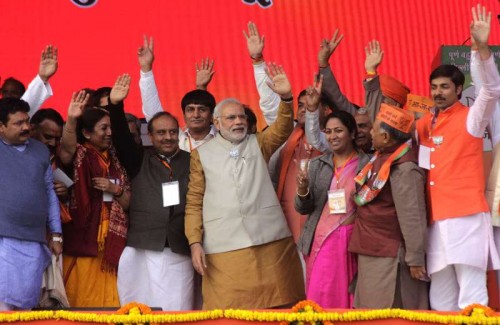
left=185, top=100, right=305, bottom=309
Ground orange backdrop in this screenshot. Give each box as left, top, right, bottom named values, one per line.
left=1, top=0, right=500, bottom=128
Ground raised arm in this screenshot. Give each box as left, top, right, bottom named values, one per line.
left=138, top=35, right=164, bottom=122
left=244, top=21, right=280, bottom=125
left=58, top=91, right=89, bottom=166
left=257, top=63, right=294, bottom=161
left=470, top=39, right=482, bottom=95
left=363, top=40, right=385, bottom=122
left=195, top=58, right=215, bottom=91
left=467, top=4, right=500, bottom=138
left=294, top=160, right=317, bottom=215
left=318, top=29, right=359, bottom=116
left=22, top=45, right=57, bottom=116
left=106, top=74, right=143, bottom=179
left=471, top=4, right=493, bottom=61
left=471, top=37, right=500, bottom=146
left=304, top=74, right=332, bottom=153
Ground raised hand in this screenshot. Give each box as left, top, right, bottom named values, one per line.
left=364, top=40, right=384, bottom=73
left=243, top=21, right=265, bottom=60
left=110, top=74, right=131, bottom=104
left=138, top=35, right=155, bottom=72
left=39, top=45, right=58, bottom=82
left=470, top=4, right=491, bottom=48
left=305, top=74, right=324, bottom=112
left=265, top=63, right=292, bottom=98
left=67, top=90, right=89, bottom=121
left=195, top=58, right=215, bottom=90
left=318, top=29, right=344, bottom=68
left=296, top=169, right=309, bottom=196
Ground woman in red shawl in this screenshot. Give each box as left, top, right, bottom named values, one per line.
left=58, top=75, right=132, bottom=307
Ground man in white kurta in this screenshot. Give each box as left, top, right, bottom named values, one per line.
left=416, top=6, right=500, bottom=310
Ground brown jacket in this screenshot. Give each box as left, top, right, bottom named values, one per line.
left=349, top=145, right=428, bottom=309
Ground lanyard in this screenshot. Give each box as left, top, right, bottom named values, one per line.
left=156, top=155, right=174, bottom=181
left=187, top=136, right=193, bottom=152
left=95, top=151, right=111, bottom=178
left=333, top=151, right=356, bottom=186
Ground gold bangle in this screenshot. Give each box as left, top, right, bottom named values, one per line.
left=113, top=186, right=124, bottom=197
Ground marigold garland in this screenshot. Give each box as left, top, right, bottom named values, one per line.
left=460, top=303, right=496, bottom=317
left=279, top=300, right=334, bottom=325
left=0, top=302, right=498, bottom=324
left=113, top=302, right=156, bottom=325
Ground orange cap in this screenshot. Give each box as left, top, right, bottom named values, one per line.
left=377, top=103, right=415, bottom=134
left=379, top=75, right=410, bottom=106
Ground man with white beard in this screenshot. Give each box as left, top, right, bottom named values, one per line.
left=185, top=64, right=305, bottom=310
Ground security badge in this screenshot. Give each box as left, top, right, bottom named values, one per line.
left=328, top=189, right=347, bottom=214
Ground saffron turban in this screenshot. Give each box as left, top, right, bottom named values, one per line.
left=379, top=75, right=410, bottom=106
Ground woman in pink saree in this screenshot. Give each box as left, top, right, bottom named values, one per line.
left=295, top=110, right=370, bottom=308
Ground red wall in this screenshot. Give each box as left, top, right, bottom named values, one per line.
left=1, top=0, right=499, bottom=128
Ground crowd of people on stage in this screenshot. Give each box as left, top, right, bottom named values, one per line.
left=1, top=4, right=500, bottom=313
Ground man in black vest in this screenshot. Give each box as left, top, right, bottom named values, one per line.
left=117, top=111, right=193, bottom=311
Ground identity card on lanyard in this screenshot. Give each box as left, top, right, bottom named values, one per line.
left=162, top=181, right=180, bottom=207
left=418, top=145, right=431, bottom=170
left=328, top=189, right=347, bottom=214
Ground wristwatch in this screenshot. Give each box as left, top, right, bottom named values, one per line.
left=51, top=235, right=63, bottom=243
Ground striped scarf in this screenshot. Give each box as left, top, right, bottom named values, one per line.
left=354, top=142, right=410, bottom=206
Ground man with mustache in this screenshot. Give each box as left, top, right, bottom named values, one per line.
left=30, top=109, right=72, bottom=224
left=415, top=5, right=500, bottom=310
left=117, top=111, right=194, bottom=311
left=185, top=64, right=305, bottom=309
left=0, top=98, right=62, bottom=310
left=138, top=36, right=217, bottom=152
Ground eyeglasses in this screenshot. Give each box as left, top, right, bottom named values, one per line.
left=220, top=114, right=248, bottom=122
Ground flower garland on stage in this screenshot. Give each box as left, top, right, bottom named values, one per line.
left=277, top=300, right=334, bottom=325
left=0, top=301, right=498, bottom=324
left=113, top=302, right=157, bottom=325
